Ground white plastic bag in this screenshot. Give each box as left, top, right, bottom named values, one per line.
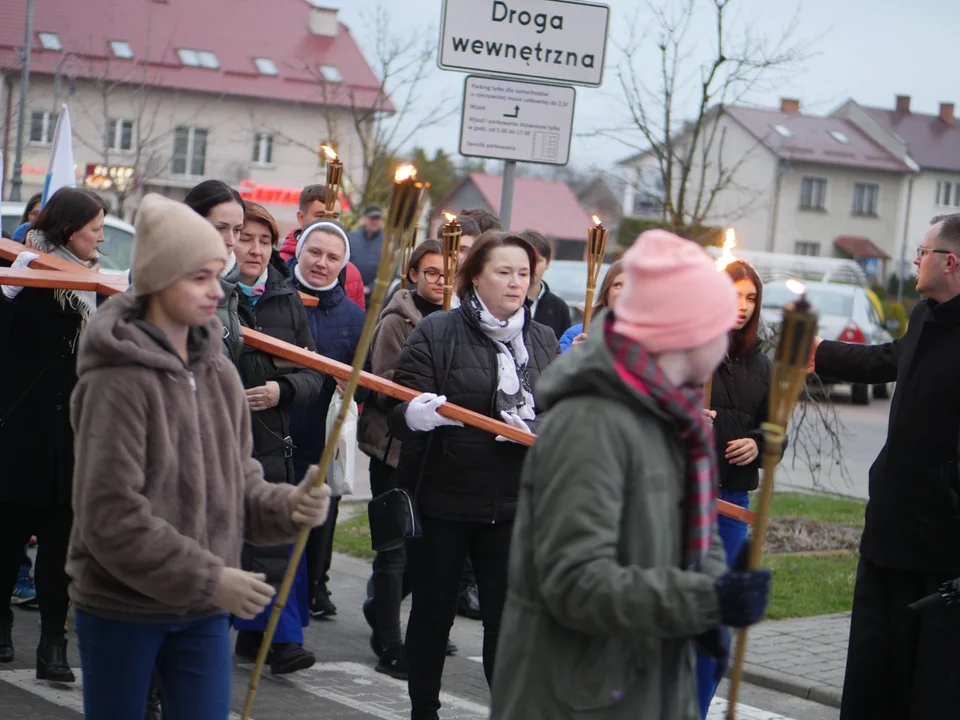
left=324, top=392, right=358, bottom=497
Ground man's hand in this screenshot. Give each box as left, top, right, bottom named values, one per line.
left=702, top=409, right=717, bottom=429
left=246, top=381, right=281, bottom=412
left=288, top=467, right=332, bottom=527
left=571, top=333, right=588, bottom=348
left=726, top=438, right=759, bottom=466
left=211, top=568, right=275, bottom=620
left=807, top=336, right=822, bottom=374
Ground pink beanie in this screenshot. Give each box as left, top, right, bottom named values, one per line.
left=612, top=230, right=738, bottom=353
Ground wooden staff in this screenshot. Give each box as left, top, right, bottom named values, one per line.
left=440, top=212, right=462, bottom=311
left=703, top=376, right=713, bottom=410
left=0, top=242, right=758, bottom=530
left=398, top=225, right=417, bottom=290
left=321, top=144, right=343, bottom=220
left=240, top=165, right=429, bottom=719
left=725, top=284, right=817, bottom=720
left=582, top=216, right=608, bottom=333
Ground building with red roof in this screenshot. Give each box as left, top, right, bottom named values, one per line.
left=0, top=0, right=389, bottom=227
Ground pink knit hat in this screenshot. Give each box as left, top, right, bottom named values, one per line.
left=612, top=230, right=738, bottom=353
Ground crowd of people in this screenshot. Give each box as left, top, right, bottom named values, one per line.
left=1, top=176, right=958, bottom=720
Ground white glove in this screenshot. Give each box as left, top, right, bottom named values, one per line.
left=404, top=392, right=464, bottom=432
left=496, top=411, right=532, bottom=443
left=2, top=252, right=40, bottom=301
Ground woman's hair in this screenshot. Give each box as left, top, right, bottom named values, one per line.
left=408, top=239, right=442, bottom=276
left=455, top=230, right=537, bottom=298
left=724, top=259, right=763, bottom=359
left=184, top=180, right=244, bottom=219
left=21, top=193, right=42, bottom=224
left=243, top=201, right=280, bottom=247
left=595, top=259, right=625, bottom=312
left=31, top=188, right=108, bottom=249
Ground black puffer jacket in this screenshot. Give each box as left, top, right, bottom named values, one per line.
left=529, top=281, right=571, bottom=342
left=388, top=303, right=560, bottom=523
left=709, top=342, right=782, bottom=492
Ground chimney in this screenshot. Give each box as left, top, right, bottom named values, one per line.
left=780, top=98, right=800, bottom=114
left=940, top=103, right=955, bottom=127
left=895, top=95, right=911, bottom=113
left=307, top=3, right=338, bottom=37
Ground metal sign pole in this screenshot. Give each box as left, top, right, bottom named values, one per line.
left=500, top=160, right=516, bottom=231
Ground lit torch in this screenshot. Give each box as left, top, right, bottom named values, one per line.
left=321, top=145, right=342, bottom=217
left=441, top=211, right=462, bottom=310
left=705, top=228, right=739, bottom=409
left=582, top=215, right=609, bottom=333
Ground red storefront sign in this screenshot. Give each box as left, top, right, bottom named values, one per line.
left=238, top=180, right=351, bottom=211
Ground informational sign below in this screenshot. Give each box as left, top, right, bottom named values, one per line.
left=459, top=75, right=575, bottom=166
left=439, top=0, right=609, bottom=88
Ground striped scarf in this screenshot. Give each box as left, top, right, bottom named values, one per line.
left=604, top=315, right=718, bottom=570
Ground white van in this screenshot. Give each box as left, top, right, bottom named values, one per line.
left=2, top=201, right=135, bottom=272
left=705, top=247, right=868, bottom=286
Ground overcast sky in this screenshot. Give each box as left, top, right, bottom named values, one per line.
left=338, top=0, right=958, bottom=174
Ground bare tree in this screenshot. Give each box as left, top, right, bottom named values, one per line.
left=595, top=0, right=813, bottom=237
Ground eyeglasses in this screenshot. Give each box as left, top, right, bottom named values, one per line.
left=417, top=268, right=443, bottom=283
left=916, top=246, right=953, bottom=260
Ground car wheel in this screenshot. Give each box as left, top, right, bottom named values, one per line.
left=851, top=383, right=871, bottom=405
left=873, top=383, right=890, bottom=400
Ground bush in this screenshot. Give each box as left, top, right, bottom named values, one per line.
left=615, top=217, right=724, bottom=249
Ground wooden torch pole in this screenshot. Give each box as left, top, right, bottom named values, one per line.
left=581, top=216, right=608, bottom=333
left=440, top=213, right=462, bottom=311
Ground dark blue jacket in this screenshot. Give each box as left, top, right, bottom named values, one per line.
left=347, top=227, right=384, bottom=289
left=287, top=258, right=369, bottom=479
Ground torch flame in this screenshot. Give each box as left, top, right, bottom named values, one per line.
left=321, top=145, right=338, bottom=161
left=592, top=215, right=602, bottom=226
left=786, top=279, right=806, bottom=295
left=394, top=165, right=417, bottom=182
left=715, top=228, right=737, bottom=271
left=443, top=211, right=457, bottom=222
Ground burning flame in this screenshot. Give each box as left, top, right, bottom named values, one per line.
left=321, top=145, right=338, bottom=161
left=786, top=279, right=806, bottom=295
left=443, top=211, right=457, bottom=223
left=592, top=215, right=602, bottom=226
left=715, top=228, right=737, bottom=271
left=394, top=165, right=417, bottom=182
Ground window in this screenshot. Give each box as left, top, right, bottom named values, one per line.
left=177, top=49, right=200, bottom=66
left=852, top=182, right=879, bottom=216
left=37, top=32, right=62, bottom=51
left=773, top=124, right=793, bottom=138
left=106, top=119, right=134, bottom=152
left=828, top=130, right=850, bottom=144
left=254, top=57, right=278, bottom=76
left=800, top=177, right=827, bottom=210
left=319, top=64, right=343, bottom=82
left=632, top=191, right=662, bottom=218
left=795, top=241, right=821, bottom=257
left=110, top=40, right=134, bottom=59
left=171, top=126, right=207, bottom=176
left=252, top=133, right=273, bottom=165
left=956, top=183, right=960, bottom=208
left=936, top=181, right=953, bottom=207
left=29, top=110, right=54, bottom=145
left=197, top=51, right=220, bottom=69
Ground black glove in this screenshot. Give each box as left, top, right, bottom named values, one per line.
left=940, top=578, right=960, bottom=605
left=695, top=626, right=731, bottom=683
left=714, top=569, right=771, bottom=628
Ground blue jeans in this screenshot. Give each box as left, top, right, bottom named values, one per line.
left=76, top=609, right=232, bottom=720
left=695, top=489, right=750, bottom=719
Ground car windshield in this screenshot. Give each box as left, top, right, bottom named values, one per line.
left=96, top=223, right=133, bottom=271
left=764, top=283, right=854, bottom=317
left=543, top=261, right=611, bottom=303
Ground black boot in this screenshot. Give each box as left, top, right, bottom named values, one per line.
left=446, top=638, right=458, bottom=656
left=0, top=622, right=12, bottom=663
left=375, top=646, right=409, bottom=680
left=36, top=634, right=75, bottom=683
left=235, top=630, right=269, bottom=664
left=457, top=584, right=481, bottom=619
left=270, top=643, right=315, bottom=675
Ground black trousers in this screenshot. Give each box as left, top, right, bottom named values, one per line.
left=306, top=496, right=341, bottom=599
left=840, top=555, right=960, bottom=719
left=405, top=514, right=512, bottom=720
left=0, top=503, right=72, bottom=636
left=368, top=457, right=410, bottom=651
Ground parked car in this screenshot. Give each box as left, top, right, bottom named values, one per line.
left=761, top=280, right=894, bottom=405
left=2, top=201, right=135, bottom=272
left=542, top=259, right=611, bottom=324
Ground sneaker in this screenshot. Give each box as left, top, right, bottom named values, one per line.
left=457, top=584, right=481, bottom=620
left=11, top=574, right=37, bottom=607
left=446, top=638, right=458, bottom=656
left=310, top=587, right=337, bottom=619
left=375, top=646, right=409, bottom=680
left=270, top=643, right=316, bottom=675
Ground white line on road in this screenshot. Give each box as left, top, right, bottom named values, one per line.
left=708, top=697, right=795, bottom=720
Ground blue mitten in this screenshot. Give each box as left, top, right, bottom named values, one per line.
left=695, top=626, right=731, bottom=683
left=714, top=569, right=771, bottom=628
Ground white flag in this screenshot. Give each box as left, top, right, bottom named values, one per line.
left=41, top=104, right=76, bottom=206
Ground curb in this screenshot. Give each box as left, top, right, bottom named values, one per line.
left=739, top=663, right=842, bottom=708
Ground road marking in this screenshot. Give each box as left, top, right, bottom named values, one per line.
left=708, top=697, right=795, bottom=720
left=0, top=669, right=249, bottom=719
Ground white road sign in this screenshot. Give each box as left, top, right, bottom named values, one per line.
left=439, top=0, right=609, bottom=87
left=459, top=75, right=575, bottom=166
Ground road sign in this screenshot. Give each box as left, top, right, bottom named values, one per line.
left=439, top=0, right=609, bottom=88
left=459, top=75, right=575, bottom=166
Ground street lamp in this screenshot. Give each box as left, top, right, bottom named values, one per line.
left=10, top=0, right=35, bottom=202
left=53, top=52, right=77, bottom=112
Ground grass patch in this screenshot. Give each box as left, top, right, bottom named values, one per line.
left=332, top=509, right=375, bottom=561
left=758, top=492, right=867, bottom=529
left=764, top=552, right=858, bottom=619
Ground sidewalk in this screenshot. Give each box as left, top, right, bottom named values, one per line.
left=740, top=613, right=849, bottom=708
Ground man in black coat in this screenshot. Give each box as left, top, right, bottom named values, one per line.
left=810, top=213, right=960, bottom=719
left=519, top=230, right=571, bottom=342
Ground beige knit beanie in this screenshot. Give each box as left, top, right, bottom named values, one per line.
left=132, top=193, right=228, bottom=297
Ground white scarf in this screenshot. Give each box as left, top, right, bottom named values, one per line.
left=29, top=230, right=98, bottom=338
left=221, top=251, right=237, bottom=278
left=295, top=221, right=351, bottom=292
left=468, top=291, right=535, bottom=421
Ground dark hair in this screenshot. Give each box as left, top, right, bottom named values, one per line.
left=299, top=184, right=327, bottom=213
left=455, top=230, right=537, bottom=298
left=459, top=208, right=501, bottom=233
left=1, top=230, right=11, bottom=239
left=595, top=259, right=625, bottom=312
left=32, top=188, right=108, bottom=249
left=21, top=193, right=42, bottom=224
left=932, top=213, right=960, bottom=251
left=184, top=180, right=244, bottom=219
left=408, top=239, right=443, bottom=279
left=243, top=201, right=280, bottom=247
left=724, top=260, right=763, bottom=360
left=458, top=216, right=481, bottom=238
left=519, top=229, right=552, bottom=262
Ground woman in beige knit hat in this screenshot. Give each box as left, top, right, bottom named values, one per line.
left=67, top=194, right=331, bottom=720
